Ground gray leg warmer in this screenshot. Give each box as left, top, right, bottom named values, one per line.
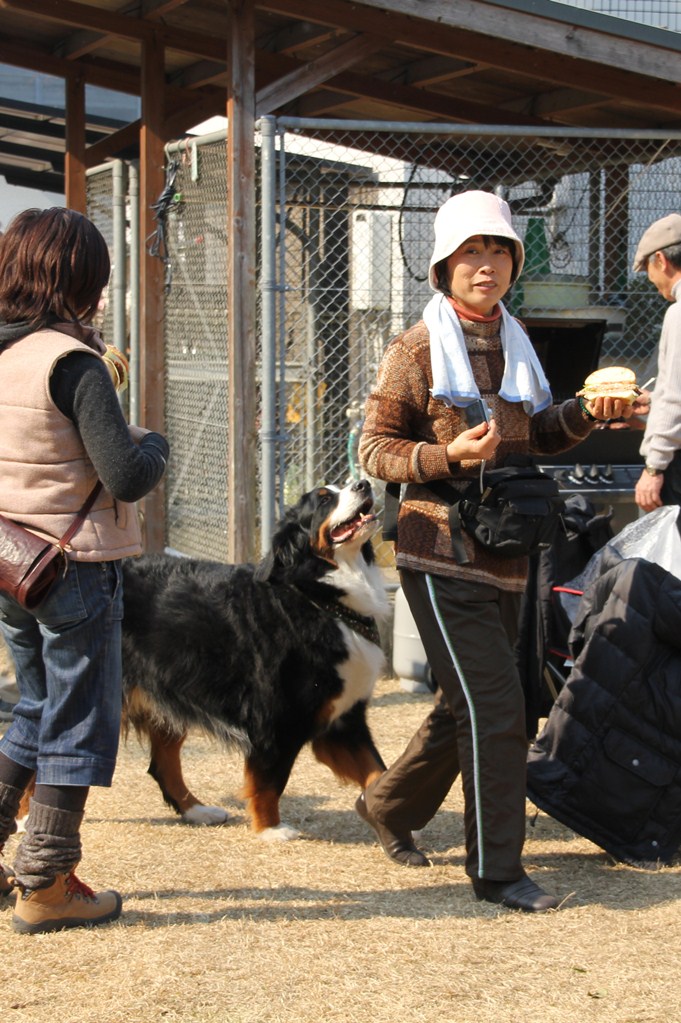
left=13, top=800, right=83, bottom=890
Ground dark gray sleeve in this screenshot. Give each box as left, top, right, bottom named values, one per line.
left=50, top=351, right=169, bottom=502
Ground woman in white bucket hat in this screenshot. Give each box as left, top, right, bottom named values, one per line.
left=357, top=190, right=634, bottom=912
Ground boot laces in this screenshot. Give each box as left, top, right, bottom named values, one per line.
left=65, top=872, right=96, bottom=900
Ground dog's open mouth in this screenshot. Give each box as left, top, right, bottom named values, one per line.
left=330, top=500, right=376, bottom=544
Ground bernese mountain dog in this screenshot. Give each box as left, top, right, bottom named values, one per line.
left=120, top=478, right=389, bottom=841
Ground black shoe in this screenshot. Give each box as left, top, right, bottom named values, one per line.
left=472, top=874, right=560, bottom=912
left=355, top=792, right=430, bottom=867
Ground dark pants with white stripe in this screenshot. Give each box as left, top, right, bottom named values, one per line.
left=364, top=569, right=527, bottom=881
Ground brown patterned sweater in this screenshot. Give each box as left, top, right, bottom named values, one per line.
left=359, top=316, right=593, bottom=592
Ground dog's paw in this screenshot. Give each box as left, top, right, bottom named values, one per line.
left=181, top=804, right=231, bottom=826
left=258, top=823, right=301, bottom=842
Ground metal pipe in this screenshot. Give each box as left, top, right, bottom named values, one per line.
left=128, top=161, right=141, bottom=425
left=259, top=115, right=277, bottom=555
left=277, top=124, right=288, bottom=517
left=112, top=160, right=127, bottom=354
left=276, top=118, right=681, bottom=141
left=165, top=128, right=227, bottom=153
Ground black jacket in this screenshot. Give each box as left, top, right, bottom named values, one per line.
left=527, top=555, right=681, bottom=865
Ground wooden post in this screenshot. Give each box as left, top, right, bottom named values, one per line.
left=226, top=0, right=257, bottom=563
left=139, top=34, right=167, bottom=551
left=65, top=73, right=86, bottom=212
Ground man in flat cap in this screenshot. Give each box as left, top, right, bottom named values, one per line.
left=632, top=213, right=681, bottom=511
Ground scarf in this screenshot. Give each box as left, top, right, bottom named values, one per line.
left=424, top=292, right=552, bottom=415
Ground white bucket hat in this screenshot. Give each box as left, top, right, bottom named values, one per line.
left=428, top=190, right=525, bottom=291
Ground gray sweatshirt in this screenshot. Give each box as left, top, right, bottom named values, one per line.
left=641, top=279, right=681, bottom=470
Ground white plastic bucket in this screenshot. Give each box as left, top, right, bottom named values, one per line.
left=392, top=586, right=430, bottom=692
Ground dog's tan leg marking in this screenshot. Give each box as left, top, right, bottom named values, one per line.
left=241, top=762, right=281, bottom=831
left=311, top=736, right=384, bottom=789
left=147, top=729, right=204, bottom=815
left=124, top=688, right=229, bottom=825
left=241, top=763, right=300, bottom=840
left=17, top=776, right=34, bottom=820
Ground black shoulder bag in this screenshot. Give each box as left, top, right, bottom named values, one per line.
left=383, top=457, right=564, bottom=565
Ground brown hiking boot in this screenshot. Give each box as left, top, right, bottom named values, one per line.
left=12, top=871, right=122, bottom=934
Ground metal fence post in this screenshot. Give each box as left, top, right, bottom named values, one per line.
left=259, top=115, right=278, bottom=554
left=128, top=160, right=140, bottom=427
left=111, top=160, right=127, bottom=354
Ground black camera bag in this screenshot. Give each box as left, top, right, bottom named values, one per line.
left=383, top=457, right=564, bottom=564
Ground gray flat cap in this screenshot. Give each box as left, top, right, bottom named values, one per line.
left=633, top=212, right=681, bottom=271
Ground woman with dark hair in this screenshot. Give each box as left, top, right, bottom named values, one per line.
left=356, top=190, right=638, bottom=911
left=0, top=207, right=169, bottom=934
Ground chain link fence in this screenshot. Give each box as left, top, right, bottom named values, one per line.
left=157, top=139, right=232, bottom=558
left=150, top=122, right=681, bottom=562
left=86, top=159, right=132, bottom=421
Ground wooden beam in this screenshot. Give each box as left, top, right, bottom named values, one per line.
left=400, top=54, right=480, bottom=87
left=0, top=35, right=139, bottom=93
left=65, top=72, right=86, bottom=210
left=84, top=120, right=141, bottom=168
left=262, top=20, right=338, bottom=56
left=138, top=33, right=167, bottom=551
left=171, top=59, right=226, bottom=90
left=354, top=0, right=681, bottom=82
left=0, top=140, right=64, bottom=170
left=163, top=90, right=226, bottom=140
left=256, top=32, right=384, bottom=116
left=505, top=88, right=608, bottom=118
left=0, top=36, right=224, bottom=116
left=260, top=0, right=681, bottom=115
left=256, top=48, right=545, bottom=125
left=226, top=0, right=257, bottom=563
left=0, top=0, right=227, bottom=61
left=142, top=0, right=191, bottom=14
left=54, top=0, right=194, bottom=59
left=0, top=165, right=64, bottom=192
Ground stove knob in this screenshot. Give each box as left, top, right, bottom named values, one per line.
left=600, top=464, right=614, bottom=484
left=567, top=463, right=585, bottom=485
left=586, top=464, right=600, bottom=484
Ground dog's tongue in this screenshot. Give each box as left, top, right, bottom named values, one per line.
left=330, top=512, right=376, bottom=543
left=330, top=514, right=361, bottom=543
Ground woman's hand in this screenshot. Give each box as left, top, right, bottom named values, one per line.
left=446, top=419, right=500, bottom=464
left=582, top=395, right=636, bottom=421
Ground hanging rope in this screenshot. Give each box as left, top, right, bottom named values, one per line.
left=147, top=158, right=183, bottom=292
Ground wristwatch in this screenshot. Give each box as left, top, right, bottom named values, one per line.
left=644, top=464, right=663, bottom=476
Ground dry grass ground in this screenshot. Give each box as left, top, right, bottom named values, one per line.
left=0, top=667, right=680, bottom=1023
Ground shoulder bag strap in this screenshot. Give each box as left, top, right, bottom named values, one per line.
left=384, top=479, right=470, bottom=565
left=425, top=482, right=470, bottom=565
left=382, top=482, right=401, bottom=543
left=56, top=481, right=103, bottom=550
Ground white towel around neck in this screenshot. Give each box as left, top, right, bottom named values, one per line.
left=424, top=292, right=552, bottom=416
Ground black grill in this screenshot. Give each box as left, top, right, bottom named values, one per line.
left=526, top=317, right=643, bottom=534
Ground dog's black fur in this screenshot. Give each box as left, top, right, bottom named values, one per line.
left=121, top=479, right=388, bottom=839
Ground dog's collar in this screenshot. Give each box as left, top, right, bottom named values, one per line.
left=305, top=596, right=382, bottom=647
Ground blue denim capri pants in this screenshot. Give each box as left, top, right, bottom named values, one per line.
left=0, top=559, right=124, bottom=787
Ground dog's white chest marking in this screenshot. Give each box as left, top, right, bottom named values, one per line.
left=326, top=558, right=388, bottom=722
left=331, top=626, right=386, bottom=721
